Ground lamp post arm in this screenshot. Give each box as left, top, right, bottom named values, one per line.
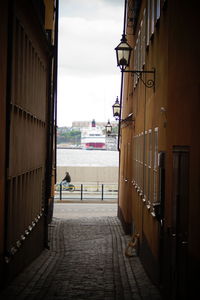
left=122, top=68, right=156, bottom=89
left=123, top=70, right=155, bottom=74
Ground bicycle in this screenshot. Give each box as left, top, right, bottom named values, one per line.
left=55, top=181, right=75, bottom=192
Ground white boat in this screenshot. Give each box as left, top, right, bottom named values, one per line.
left=81, top=120, right=106, bottom=150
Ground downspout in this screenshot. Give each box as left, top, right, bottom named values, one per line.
left=54, top=0, right=59, bottom=184
left=118, top=0, right=128, bottom=149
left=117, top=70, right=123, bottom=218
left=118, top=0, right=128, bottom=131
left=44, top=55, right=53, bottom=249
left=117, top=0, right=127, bottom=218
left=117, top=71, right=124, bottom=152
left=48, top=0, right=59, bottom=221
left=44, top=0, right=59, bottom=248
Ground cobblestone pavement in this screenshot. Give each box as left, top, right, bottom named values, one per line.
left=0, top=216, right=162, bottom=300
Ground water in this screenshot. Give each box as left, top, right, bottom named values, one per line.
left=57, top=149, right=119, bottom=167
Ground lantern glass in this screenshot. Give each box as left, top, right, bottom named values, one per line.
left=105, top=120, right=112, bottom=135
left=115, top=35, right=132, bottom=70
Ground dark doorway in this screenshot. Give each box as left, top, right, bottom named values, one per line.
left=171, top=146, right=189, bottom=299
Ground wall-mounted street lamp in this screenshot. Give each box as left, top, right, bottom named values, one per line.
left=105, top=120, right=112, bottom=136
left=109, top=95, right=134, bottom=151
left=112, top=96, right=134, bottom=126
left=112, top=96, right=134, bottom=123
left=112, top=96, right=121, bottom=120
left=115, top=34, right=132, bottom=71
left=115, top=34, right=155, bottom=89
left=111, top=96, right=134, bottom=151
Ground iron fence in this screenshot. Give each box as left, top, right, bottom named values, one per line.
left=54, top=182, right=118, bottom=201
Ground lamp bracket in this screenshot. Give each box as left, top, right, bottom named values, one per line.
left=122, top=68, right=155, bottom=89
left=121, top=113, right=134, bottom=125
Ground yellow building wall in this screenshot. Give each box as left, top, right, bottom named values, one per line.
left=119, top=0, right=200, bottom=294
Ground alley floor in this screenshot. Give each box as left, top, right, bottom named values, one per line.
left=0, top=204, right=162, bottom=299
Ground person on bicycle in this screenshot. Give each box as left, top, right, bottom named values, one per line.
left=62, top=171, right=71, bottom=187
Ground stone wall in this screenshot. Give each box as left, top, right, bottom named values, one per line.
left=57, top=166, right=119, bottom=184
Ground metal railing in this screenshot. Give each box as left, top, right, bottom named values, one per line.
left=54, top=182, right=118, bottom=201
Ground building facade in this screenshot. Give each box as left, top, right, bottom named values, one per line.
left=0, top=0, right=58, bottom=286
left=117, top=0, right=200, bottom=299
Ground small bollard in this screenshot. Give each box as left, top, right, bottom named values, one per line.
left=60, top=183, right=62, bottom=201
left=101, top=184, right=104, bottom=201
left=81, top=184, right=83, bottom=200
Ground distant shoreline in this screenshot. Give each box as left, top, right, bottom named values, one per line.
left=57, top=146, right=116, bottom=151
left=57, top=147, right=81, bottom=150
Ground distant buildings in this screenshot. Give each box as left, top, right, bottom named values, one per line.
left=57, top=120, right=118, bottom=150
left=72, top=120, right=117, bottom=129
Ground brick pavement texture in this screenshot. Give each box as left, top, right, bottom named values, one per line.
left=0, top=216, right=162, bottom=300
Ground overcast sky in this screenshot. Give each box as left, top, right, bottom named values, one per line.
left=57, top=0, right=124, bottom=127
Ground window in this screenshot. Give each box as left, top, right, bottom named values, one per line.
left=135, top=39, right=139, bottom=86
left=136, top=135, right=139, bottom=186
left=134, top=135, right=138, bottom=185
left=143, top=131, right=148, bottom=201
left=147, top=129, right=152, bottom=208
left=123, top=144, right=127, bottom=179
left=146, top=0, right=150, bottom=46
left=138, top=134, right=141, bottom=189
left=141, top=9, right=146, bottom=66
left=138, top=30, right=142, bottom=70
left=148, top=129, right=152, bottom=167
left=151, top=0, right=155, bottom=35
left=141, top=132, right=144, bottom=192
left=146, top=0, right=161, bottom=44
left=133, top=9, right=147, bottom=88
left=153, top=127, right=158, bottom=204
left=133, top=46, right=137, bottom=88
left=156, top=0, right=161, bottom=21
left=133, top=136, right=136, bottom=185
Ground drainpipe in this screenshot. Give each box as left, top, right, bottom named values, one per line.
left=118, top=0, right=128, bottom=150
left=44, top=0, right=59, bottom=248
left=118, top=0, right=128, bottom=147
left=44, top=56, right=53, bottom=249
left=117, top=0, right=127, bottom=217
left=54, top=0, right=59, bottom=184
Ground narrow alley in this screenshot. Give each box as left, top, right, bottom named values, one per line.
left=0, top=205, right=161, bottom=300
left=1, top=2, right=200, bottom=299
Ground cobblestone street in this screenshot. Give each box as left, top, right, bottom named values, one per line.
left=0, top=205, right=162, bottom=299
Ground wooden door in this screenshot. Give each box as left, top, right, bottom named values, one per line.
left=171, top=146, right=189, bottom=299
